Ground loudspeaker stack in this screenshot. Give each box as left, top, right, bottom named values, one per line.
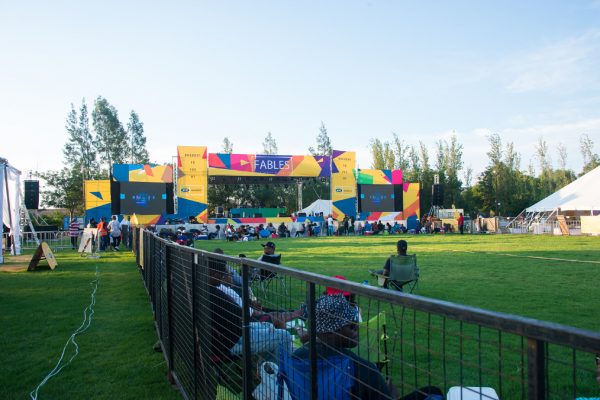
left=24, top=180, right=40, bottom=210
left=432, top=184, right=444, bottom=207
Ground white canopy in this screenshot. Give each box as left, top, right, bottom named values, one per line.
left=299, top=199, right=332, bottom=216
left=1, top=162, right=23, bottom=262
left=526, top=166, right=600, bottom=213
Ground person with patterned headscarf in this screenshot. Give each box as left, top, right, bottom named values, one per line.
left=287, top=295, right=443, bottom=400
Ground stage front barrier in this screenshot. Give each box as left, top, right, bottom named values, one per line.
left=19, top=231, right=73, bottom=252
left=135, top=228, right=600, bottom=400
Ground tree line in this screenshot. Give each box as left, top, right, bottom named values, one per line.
left=39, top=96, right=150, bottom=217
left=42, top=102, right=600, bottom=220
left=369, top=132, right=600, bottom=217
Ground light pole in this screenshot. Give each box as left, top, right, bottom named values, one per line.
left=492, top=169, right=498, bottom=217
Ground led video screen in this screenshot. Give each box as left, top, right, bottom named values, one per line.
left=119, top=182, right=168, bottom=214
left=359, top=184, right=395, bottom=212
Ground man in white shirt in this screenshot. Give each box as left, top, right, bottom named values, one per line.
left=107, top=215, right=122, bottom=251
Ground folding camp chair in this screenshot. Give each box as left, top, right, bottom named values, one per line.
left=251, top=254, right=288, bottom=298
left=357, top=312, right=390, bottom=378
left=370, top=254, right=419, bottom=293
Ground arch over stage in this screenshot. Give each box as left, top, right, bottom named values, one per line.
left=84, top=145, right=420, bottom=226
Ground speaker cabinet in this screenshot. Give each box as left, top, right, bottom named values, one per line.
left=24, top=180, right=39, bottom=210
left=432, top=184, right=444, bottom=206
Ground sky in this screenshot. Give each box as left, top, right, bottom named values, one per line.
left=2, top=0, right=600, bottom=180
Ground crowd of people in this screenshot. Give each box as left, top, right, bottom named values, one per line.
left=71, top=215, right=132, bottom=252
left=204, top=240, right=444, bottom=399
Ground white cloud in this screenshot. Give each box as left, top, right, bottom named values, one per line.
left=505, top=30, right=600, bottom=93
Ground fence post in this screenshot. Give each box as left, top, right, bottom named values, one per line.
left=307, top=282, right=318, bottom=400
left=241, top=259, right=253, bottom=399
left=527, top=338, right=546, bottom=400
left=166, top=244, right=174, bottom=372
left=191, top=251, right=198, bottom=399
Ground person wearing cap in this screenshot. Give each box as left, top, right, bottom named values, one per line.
left=290, top=295, right=443, bottom=400
left=258, top=241, right=278, bottom=260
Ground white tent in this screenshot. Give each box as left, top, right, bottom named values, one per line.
left=526, top=166, right=600, bottom=213
left=1, top=162, right=23, bottom=263
left=298, top=199, right=332, bottom=216
left=508, top=166, right=600, bottom=234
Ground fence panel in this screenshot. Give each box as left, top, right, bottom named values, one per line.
left=135, top=229, right=600, bottom=400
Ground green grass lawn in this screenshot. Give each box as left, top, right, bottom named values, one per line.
left=0, top=250, right=180, bottom=400
left=196, top=233, right=600, bottom=398
left=195, top=233, right=600, bottom=331
left=1, top=234, right=598, bottom=399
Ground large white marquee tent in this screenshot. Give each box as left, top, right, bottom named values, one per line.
left=511, top=166, right=600, bottom=234
left=525, top=165, right=600, bottom=214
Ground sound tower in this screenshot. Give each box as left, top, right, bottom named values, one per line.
left=165, top=183, right=175, bottom=214
left=110, top=180, right=121, bottom=215
left=432, top=184, right=444, bottom=206
left=24, top=180, right=40, bottom=210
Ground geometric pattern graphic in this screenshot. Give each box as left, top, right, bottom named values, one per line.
left=357, top=169, right=403, bottom=185
left=84, top=180, right=111, bottom=224
left=112, top=164, right=173, bottom=183
left=84, top=180, right=111, bottom=209
left=208, top=153, right=331, bottom=177
left=402, top=182, right=420, bottom=219
left=359, top=182, right=420, bottom=221
left=331, top=150, right=357, bottom=219
left=177, top=146, right=209, bottom=223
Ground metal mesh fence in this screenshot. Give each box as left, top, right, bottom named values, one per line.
left=137, top=229, right=600, bottom=400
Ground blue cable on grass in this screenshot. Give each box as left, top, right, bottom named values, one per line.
left=30, top=264, right=100, bottom=400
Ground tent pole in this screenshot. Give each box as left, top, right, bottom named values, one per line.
left=3, top=164, right=15, bottom=255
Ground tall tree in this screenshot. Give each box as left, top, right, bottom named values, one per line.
left=308, top=122, right=333, bottom=156
left=262, top=132, right=278, bottom=155
left=369, top=138, right=394, bottom=169
left=486, top=133, right=503, bottom=168
left=579, top=134, right=600, bottom=175
left=442, top=135, right=464, bottom=207
left=127, top=110, right=150, bottom=164
left=37, top=167, right=85, bottom=218
left=406, top=145, right=421, bottom=183
left=92, top=96, right=129, bottom=176
left=222, top=137, right=234, bottom=153
left=392, top=133, right=411, bottom=172
left=369, top=139, right=385, bottom=169
left=63, top=99, right=97, bottom=180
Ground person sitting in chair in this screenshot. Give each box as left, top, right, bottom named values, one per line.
left=383, top=240, right=408, bottom=278
left=285, top=295, right=443, bottom=400
left=253, top=241, right=281, bottom=280
left=258, top=241, right=280, bottom=263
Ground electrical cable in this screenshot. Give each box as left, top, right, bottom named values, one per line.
left=29, top=264, right=100, bottom=400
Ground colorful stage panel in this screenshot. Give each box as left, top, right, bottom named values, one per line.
left=208, top=153, right=331, bottom=177
left=112, top=164, right=173, bottom=183
left=331, top=150, right=357, bottom=219
left=84, top=180, right=111, bottom=223
left=177, top=146, right=209, bottom=222
left=357, top=169, right=403, bottom=185
left=403, top=182, right=420, bottom=219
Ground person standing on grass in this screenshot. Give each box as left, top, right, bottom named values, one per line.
left=97, top=217, right=108, bottom=251
left=458, top=213, right=465, bottom=234
left=69, top=218, right=80, bottom=250
left=107, top=215, right=121, bottom=251
left=120, top=215, right=130, bottom=248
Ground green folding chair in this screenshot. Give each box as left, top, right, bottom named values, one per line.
left=370, top=254, right=419, bottom=293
